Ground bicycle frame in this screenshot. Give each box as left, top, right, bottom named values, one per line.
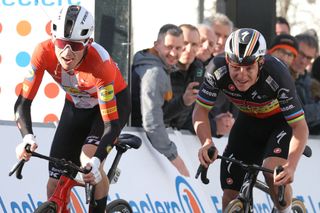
left=10, top=133, right=142, bottom=213
left=49, top=175, right=85, bottom=213
left=196, top=145, right=312, bottom=213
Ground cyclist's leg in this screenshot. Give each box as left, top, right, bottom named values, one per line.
left=221, top=112, right=274, bottom=210
left=48, top=100, right=99, bottom=197
left=262, top=119, right=292, bottom=212
left=81, top=144, right=109, bottom=199
left=263, top=157, right=292, bottom=212
left=221, top=112, right=259, bottom=210
left=80, top=87, right=131, bottom=212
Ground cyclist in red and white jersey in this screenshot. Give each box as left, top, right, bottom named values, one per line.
left=14, top=5, right=130, bottom=212
left=193, top=28, right=309, bottom=212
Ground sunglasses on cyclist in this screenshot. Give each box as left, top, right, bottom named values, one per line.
left=54, top=38, right=90, bottom=52
left=226, top=53, right=259, bottom=66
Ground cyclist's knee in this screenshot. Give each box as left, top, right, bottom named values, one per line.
left=47, top=178, right=58, bottom=198
left=222, top=189, right=239, bottom=209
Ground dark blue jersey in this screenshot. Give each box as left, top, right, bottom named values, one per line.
left=197, top=55, right=304, bottom=124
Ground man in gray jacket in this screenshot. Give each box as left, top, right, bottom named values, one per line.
left=131, top=24, right=190, bottom=176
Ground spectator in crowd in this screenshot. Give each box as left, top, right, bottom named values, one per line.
left=196, top=24, right=235, bottom=137
left=303, top=28, right=319, bottom=72
left=268, top=34, right=299, bottom=67
left=163, top=24, right=201, bottom=133
left=204, top=13, right=234, bottom=56
left=311, top=56, right=320, bottom=101
left=290, top=33, right=320, bottom=135
left=196, top=24, right=217, bottom=65
left=275, top=16, right=290, bottom=35
left=131, top=24, right=190, bottom=176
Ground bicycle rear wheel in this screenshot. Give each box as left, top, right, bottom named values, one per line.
left=106, top=199, right=132, bottom=213
left=291, top=198, right=306, bottom=213
left=34, top=201, right=57, bottom=213
left=224, top=198, right=245, bottom=213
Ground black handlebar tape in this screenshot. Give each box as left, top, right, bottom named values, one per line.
left=275, top=165, right=286, bottom=207
left=195, top=146, right=216, bottom=184
left=303, top=145, right=312, bottom=158
left=8, top=159, right=25, bottom=179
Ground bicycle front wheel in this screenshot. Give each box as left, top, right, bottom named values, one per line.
left=224, top=198, right=245, bottom=213
left=34, top=201, right=57, bottom=213
left=291, top=198, right=307, bottom=213
left=106, top=199, right=132, bottom=213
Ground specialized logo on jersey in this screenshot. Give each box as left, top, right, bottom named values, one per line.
left=251, top=90, right=262, bottom=100
left=99, top=84, right=114, bottom=102
left=213, top=67, right=227, bottom=80
left=175, top=176, right=205, bottom=213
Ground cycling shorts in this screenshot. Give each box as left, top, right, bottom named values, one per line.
left=220, top=111, right=292, bottom=191
left=48, top=87, right=130, bottom=179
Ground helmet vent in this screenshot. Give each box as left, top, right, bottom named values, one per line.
left=81, top=29, right=89, bottom=36
left=64, top=20, right=74, bottom=38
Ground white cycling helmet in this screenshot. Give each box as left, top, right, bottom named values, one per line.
left=51, top=5, right=94, bottom=40
left=225, top=28, right=266, bottom=66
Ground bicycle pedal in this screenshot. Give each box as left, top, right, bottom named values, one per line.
left=111, top=168, right=121, bottom=184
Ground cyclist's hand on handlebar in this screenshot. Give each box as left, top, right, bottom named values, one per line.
left=83, top=157, right=102, bottom=185
left=198, top=140, right=218, bottom=168
left=16, top=134, right=38, bottom=161
left=273, top=164, right=294, bottom=186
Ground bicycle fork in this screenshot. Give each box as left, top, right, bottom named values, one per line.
left=49, top=175, right=84, bottom=212
left=237, top=170, right=259, bottom=213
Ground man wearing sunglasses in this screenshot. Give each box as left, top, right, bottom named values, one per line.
left=193, top=28, right=308, bottom=212
left=14, top=5, right=130, bottom=212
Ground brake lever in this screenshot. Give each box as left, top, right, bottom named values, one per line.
left=195, top=146, right=216, bottom=184
left=275, top=165, right=286, bottom=207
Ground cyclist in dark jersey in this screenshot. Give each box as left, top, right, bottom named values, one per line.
left=193, top=28, right=308, bottom=212
left=14, top=5, right=130, bottom=212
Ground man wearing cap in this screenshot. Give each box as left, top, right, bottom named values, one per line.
left=268, top=34, right=299, bottom=67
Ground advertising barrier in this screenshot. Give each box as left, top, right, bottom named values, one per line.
left=1, top=121, right=319, bottom=212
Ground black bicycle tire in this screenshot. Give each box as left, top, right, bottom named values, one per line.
left=34, top=201, right=57, bottom=213
left=291, top=198, right=307, bottom=213
left=106, top=199, right=133, bottom=213
left=224, top=198, right=245, bottom=213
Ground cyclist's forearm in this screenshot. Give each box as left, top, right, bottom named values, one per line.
left=14, top=95, right=34, bottom=137
left=95, top=120, right=121, bottom=162
left=193, top=104, right=213, bottom=146
left=287, top=120, right=309, bottom=171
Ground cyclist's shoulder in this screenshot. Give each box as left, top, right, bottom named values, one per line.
left=262, top=55, right=290, bottom=78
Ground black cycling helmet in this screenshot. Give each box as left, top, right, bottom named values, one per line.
left=225, top=28, right=266, bottom=66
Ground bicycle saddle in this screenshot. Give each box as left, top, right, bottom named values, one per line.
left=118, top=133, right=142, bottom=149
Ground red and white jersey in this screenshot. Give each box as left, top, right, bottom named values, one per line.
left=20, top=39, right=127, bottom=122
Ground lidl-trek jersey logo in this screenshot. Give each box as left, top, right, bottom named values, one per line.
left=176, top=176, right=205, bottom=213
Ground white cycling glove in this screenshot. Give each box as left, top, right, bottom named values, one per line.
left=16, top=134, right=37, bottom=160
left=85, top=157, right=102, bottom=185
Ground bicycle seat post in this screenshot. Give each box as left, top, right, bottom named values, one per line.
left=107, top=145, right=126, bottom=181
